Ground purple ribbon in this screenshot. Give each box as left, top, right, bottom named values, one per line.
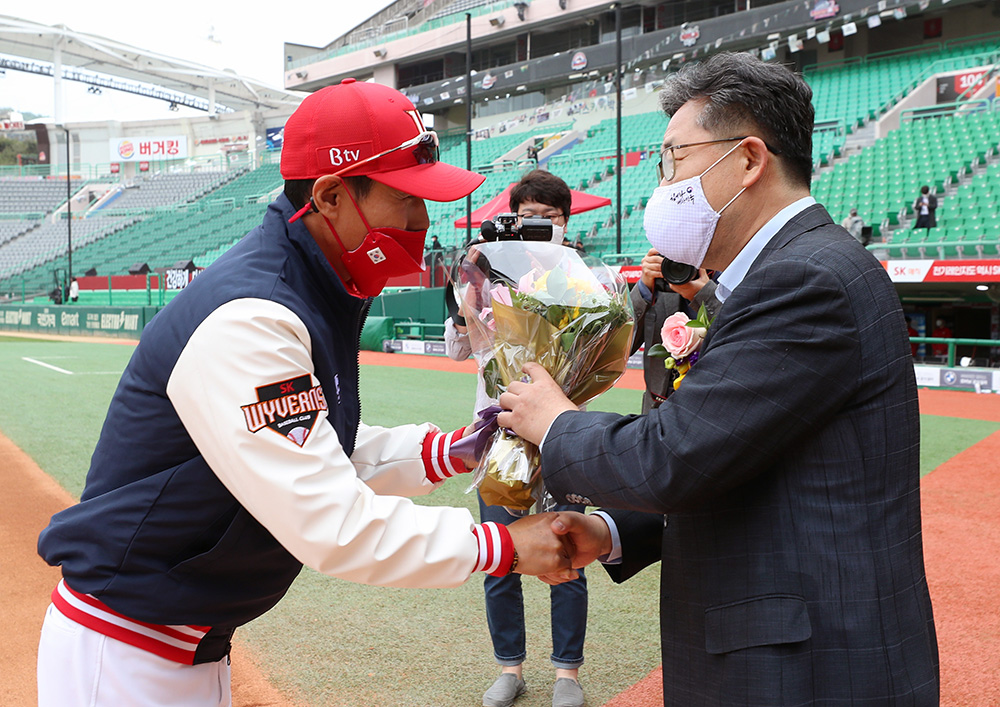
left=449, top=405, right=502, bottom=465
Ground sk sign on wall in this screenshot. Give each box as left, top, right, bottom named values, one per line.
left=109, top=136, right=188, bottom=162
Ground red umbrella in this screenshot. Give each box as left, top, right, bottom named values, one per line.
left=453, top=183, right=612, bottom=229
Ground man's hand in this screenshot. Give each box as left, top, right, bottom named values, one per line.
left=640, top=248, right=664, bottom=291
left=507, top=512, right=574, bottom=578
left=553, top=511, right=612, bottom=567
left=497, top=362, right=577, bottom=446
left=668, top=268, right=710, bottom=301
left=535, top=511, right=613, bottom=585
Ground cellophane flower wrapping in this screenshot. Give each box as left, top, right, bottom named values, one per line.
left=453, top=240, right=634, bottom=510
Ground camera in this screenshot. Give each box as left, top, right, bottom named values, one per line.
left=480, top=213, right=553, bottom=242
left=653, top=257, right=699, bottom=290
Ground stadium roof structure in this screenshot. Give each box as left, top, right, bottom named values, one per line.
left=0, top=15, right=307, bottom=115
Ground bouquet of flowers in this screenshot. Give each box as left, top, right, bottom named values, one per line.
left=452, top=240, right=634, bottom=510
left=646, top=304, right=713, bottom=390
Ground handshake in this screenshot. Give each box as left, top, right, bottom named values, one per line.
left=504, top=511, right=613, bottom=584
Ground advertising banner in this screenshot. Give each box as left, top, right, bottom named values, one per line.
left=913, top=364, right=999, bottom=392
left=265, top=126, right=284, bottom=150
left=0, top=112, right=25, bottom=131
left=164, top=269, right=196, bottom=290
left=385, top=340, right=447, bottom=356
left=109, top=136, right=188, bottom=162
left=0, top=305, right=159, bottom=339
left=913, top=366, right=941, bottom=388
left=937, top=69, right=987, bottom=103
left=618, top=265, right=642, bottom=283
left=882, top=259, right=1000, bottom=282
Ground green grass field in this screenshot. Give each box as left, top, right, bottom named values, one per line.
left=2, top=334, right=997, bottom=706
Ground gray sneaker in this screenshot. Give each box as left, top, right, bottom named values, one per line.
left=482, top=673, right=527, bottom=707
left=552, top=677, right=584, bottom=707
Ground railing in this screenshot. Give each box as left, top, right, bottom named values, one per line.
left=548, top=145, right=656, bottom=167
left=867, top=240, right=1000, bottom=257
left=869, top=51, right=999, bottom=127
left=474, top=161, right=523, bottom=174
left=944, top=30, right=1000, bottom=51
left=900, top=99, right=992, bottom=122
left=379, top=330, right=999, bottom=371
left=956, top=56, right=1000, bottom=102
left=599, top=252, right=647, bottom=265
left=911, top=337, right=1000, bottom=368
left=0, top=160, right=238, bottom=181
left=0, top=212, right=46, bottom=221
left=805, top=43, right=1000, bottom=127
left=286, top=1, right=512, bottom=70
left=802, top=54, right=867, bottom=73
left=802, top=33, right=1000, bottom=73
left=0, top=164, right=54, bottom=178
left=393, top=321, right=446, bottom=340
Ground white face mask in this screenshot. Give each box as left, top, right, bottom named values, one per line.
left=550, top=223, right=565, bottom=244
left=643, top=139, right=746, bottom=267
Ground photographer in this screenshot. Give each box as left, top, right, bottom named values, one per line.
left=445, top=170, right=574, bottom=403
left=631, top=247, right=720, bottom=412
left=444, top=169, right=589, bottom=707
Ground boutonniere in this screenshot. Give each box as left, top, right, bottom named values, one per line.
left=647, top=304, right=714, bottom=390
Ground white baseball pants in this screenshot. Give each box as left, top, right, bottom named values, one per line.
left=37, top=603, right=232, bottom=706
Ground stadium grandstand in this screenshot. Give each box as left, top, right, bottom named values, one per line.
left=1, top=0, right=999, bottom=377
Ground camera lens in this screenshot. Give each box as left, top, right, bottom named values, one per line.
left=660, top=258, right=698, bottom=285
left=519, top=216, right=554, bottom=242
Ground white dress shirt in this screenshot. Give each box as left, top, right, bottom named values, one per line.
left=715, top=196, right=816, bottom=303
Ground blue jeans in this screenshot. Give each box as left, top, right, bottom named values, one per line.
left=478, top=493, right=588, bottom=669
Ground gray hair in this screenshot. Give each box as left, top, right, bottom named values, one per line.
left=659, top=52, right=814, bottom=188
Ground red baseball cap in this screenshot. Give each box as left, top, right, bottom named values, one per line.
left=280, top=78, right=484, bottom=202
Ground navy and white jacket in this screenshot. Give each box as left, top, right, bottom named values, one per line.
left=39, top=195, right=500, bottom=663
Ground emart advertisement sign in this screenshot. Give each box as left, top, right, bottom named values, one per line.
left=0, top=305, right=158, bottom=339
left=109, top=136, right=188, bottom=162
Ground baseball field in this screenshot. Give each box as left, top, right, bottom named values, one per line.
left=2, top=333, right=998, bottom=706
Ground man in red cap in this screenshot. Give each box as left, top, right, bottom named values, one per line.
left=36, top=79, right=575, bottom=706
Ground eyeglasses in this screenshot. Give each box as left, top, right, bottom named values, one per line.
left=655, top=137, right=746, bottom=183
left=655, top=136, right=782, bottom=182
left=334, top=130, right=440, bottom=177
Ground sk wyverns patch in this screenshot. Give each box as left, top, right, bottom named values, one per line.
left=241, top=375, right=327, bottom=446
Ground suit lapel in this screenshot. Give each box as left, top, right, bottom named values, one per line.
left=754, top=203, right=834, bottom=263
left=700, top=203, right=834, bottom=352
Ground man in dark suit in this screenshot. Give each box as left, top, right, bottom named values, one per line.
left=499, top=52, right=939, bottom=705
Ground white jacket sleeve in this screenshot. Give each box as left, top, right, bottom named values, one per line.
left=166, top=298, right=481, bottom=588
left=352, top=422, right=445, bottom=496
left=443, top=317, right=472, bottom=361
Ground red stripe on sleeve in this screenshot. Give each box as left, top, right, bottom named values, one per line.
left=422, top=427, right=469, bottom=483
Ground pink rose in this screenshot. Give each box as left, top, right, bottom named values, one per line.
left=660, top=312, right=707, bottom=358
left=479, top=307, right=497, bottom=331
left=490, top=284, right=512, bottom=307
left=517, top=268, right=540, bottom=294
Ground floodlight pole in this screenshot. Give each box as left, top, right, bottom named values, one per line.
left=615, top=2, right=622, bottom=254
left=466, top=12, right=473, bottom=247
left=64, top=126, right=73, bottom=285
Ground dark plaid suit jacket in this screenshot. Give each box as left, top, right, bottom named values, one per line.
left=542, top=204, right=939, bottom=705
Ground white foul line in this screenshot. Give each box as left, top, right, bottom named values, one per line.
left=22, top=357, right=74, bottom=375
